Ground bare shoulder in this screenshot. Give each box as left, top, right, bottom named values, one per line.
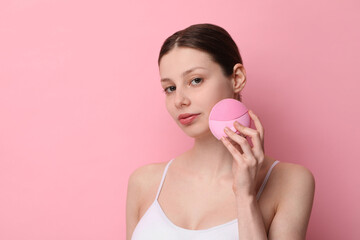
left=275, top=162, right=315, bottom=191
left=268, top=161, right=316, bottom=240
left=128, top=161, right=167, bottom=197
left=273, top=161, right=316, bottom=205
left=126, top=161, right=167, bottom=240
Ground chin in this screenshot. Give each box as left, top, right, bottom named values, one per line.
left=184, top=128, right=213, bottom=139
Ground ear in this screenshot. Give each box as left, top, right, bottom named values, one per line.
left=231, top=63, right=246, bottom=96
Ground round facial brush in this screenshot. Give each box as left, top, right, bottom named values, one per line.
left=209, top=98, right=251, bottom=140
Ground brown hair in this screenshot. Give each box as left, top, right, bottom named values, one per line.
left=158, top=23, right=243, bottom=101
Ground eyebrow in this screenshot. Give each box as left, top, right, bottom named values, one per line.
left=160, top=67, right=206, bottom=82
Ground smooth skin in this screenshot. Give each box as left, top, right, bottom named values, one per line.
left=126, top=47, right=315, bottom=240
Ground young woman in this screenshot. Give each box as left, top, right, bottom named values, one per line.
left=126, top=23, right=315, bottom=240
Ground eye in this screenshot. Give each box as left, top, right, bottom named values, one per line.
left=190, top=77, right=203, bottom=86
left=162, top=77, right=203, bottom=95
left=163, top=86, right=176, bottom=94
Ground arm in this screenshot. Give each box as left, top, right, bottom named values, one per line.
left=267, top=165, right=315, bottom=240
left=236, top=195, right=268, bottom=240
left=235, top=165, right=315, bottom=240
left=126, top=169, right=142, bottom=240
left=221, top=111, right=315, bottom=239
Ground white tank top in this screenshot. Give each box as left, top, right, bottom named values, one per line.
left=131, top=158, right=280, bottom=240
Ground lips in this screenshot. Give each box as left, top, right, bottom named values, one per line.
left=178, top=113, right=200, bottom=120
left=179, top=114, right=200, bottom=125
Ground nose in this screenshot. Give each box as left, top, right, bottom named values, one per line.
left=174, top=87, right=190, bottom=109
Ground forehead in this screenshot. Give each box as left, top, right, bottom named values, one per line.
left=159, top=47, right=215, bottom=77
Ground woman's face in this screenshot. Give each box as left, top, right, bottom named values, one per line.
left=159, top=47, right=237, bottom=138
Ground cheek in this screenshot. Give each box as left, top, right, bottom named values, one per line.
left=208, top=78, right=232, bottom=98
left=165, top=101, right=170, bottom=112
left=165, top=101, right=177, bottom=119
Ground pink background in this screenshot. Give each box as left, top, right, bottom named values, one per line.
left=0, top=0, right=359, bottom=239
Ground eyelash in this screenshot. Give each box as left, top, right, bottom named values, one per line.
left=163, top=77, right=203, bottom=94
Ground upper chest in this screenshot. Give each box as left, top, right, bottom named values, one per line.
left=138, top=159, right=283, bottom=232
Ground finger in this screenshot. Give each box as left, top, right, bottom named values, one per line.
left=224, top=127, right=253, bottom=158
left=248, top=110, right=264, bottom=142
left=220, top=136, right=244, bottom=163
left=233, top=121, right=262, bottom=152
left=248, top=110, right=265, bottom=151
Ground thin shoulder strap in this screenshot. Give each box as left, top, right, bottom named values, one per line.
left=256, top=160, right=280, bottom=200
left=155, top=158, right=175, bottom=201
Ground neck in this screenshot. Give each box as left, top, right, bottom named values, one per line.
left=180, top=131, right=270, bottom=183
left=181, top=131, right=235, bottom=182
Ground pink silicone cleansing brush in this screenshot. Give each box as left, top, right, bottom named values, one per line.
left=209, top=98, right=251, bottom=140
